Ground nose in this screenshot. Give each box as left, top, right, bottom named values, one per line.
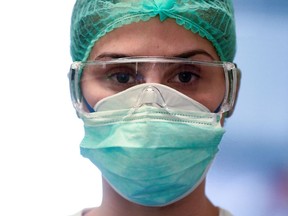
left=143, top=74, right=163, bottom=84
left=138, top=63, right=164, bottom=84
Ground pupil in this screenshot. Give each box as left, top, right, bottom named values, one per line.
left=179, top=72, right=192, bottom=83
left=116, top=73, right=130, bottom=83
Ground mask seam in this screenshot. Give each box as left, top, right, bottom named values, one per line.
left=83, top=118, right=217, bottom=126
left=83, top=111, right=216, bottom=119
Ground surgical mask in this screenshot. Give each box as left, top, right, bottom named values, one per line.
left=79, top=83, right=225, bottom=206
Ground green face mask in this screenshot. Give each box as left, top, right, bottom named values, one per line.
left=70, top=0, right=236, bottom=62
left=79, top=84, right=225, bottom=206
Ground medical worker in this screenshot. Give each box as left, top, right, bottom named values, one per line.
left=68, top=0, right=241, bottom=215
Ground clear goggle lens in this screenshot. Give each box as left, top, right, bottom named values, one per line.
left=68, top=57, right=239, bottom=115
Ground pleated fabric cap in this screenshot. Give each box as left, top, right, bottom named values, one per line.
left=70, top=0, right=236, bottom=62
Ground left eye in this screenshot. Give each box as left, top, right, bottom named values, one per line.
left=177, top=72, right=196, bottom=83
left=170, top=70, right=200, bottom=84
left=168, top=64, right=201, bottom=84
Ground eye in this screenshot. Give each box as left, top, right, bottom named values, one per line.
left=107, top=67, right=136, bottom=84
left=112, top=72, right=133, bottom=83
left=178, top=72, right=196, bottom=83
left=169, top=65, right=200, bottom=84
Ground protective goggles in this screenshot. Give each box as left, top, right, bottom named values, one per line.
left=68, top=57, right=240, bottom=115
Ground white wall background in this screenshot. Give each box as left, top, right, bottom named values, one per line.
left=0, top=1, right=102, bottom=215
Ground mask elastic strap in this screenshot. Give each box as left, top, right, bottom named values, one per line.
left=213, top=102, right=222, bottom=113
left=83, top=97, right=95, bottom=113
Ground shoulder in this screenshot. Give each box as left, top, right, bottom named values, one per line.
left=219, top=208, right=233, bottom=216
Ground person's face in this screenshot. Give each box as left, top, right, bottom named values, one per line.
left=82, top=18, right=225, bottom=112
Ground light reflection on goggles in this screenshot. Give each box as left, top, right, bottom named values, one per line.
left=68, top=57, right=240, bottom=115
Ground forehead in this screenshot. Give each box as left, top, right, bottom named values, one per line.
left=88, top=18, right=219, bottom=61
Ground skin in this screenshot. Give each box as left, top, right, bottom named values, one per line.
left=82, top=18, right=225, bottom=216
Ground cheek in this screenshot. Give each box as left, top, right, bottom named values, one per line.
left=184, top=82, right=226, bottom=112
left=82, top=80, right=116, bottom=108
left=205, top=75, right=226, bottom=112
left=194, top=92, right=224, bottom=112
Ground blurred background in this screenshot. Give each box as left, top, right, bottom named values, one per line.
left=207, top=1, right=288, bottom=215
left=0, top=0, right=287, bottom=216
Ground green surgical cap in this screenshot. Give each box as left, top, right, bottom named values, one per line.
left=70, top=0, right=236, bottom=62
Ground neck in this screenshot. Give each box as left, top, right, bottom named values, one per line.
left=88, top=178, right=219, bottom=216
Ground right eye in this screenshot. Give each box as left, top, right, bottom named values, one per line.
left=107, top=66, right=137, bottom=84
left=109, top=71, right=135, bottom=84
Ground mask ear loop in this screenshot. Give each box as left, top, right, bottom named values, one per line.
left=83, top=97, right=95, bottom=113
left=213, top=103, right=222, bottom=113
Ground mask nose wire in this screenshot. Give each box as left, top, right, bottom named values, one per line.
left=134, top=85, right=167, bottom=109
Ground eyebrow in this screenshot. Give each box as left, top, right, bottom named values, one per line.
left=174, top=50, right=215, bottom=60
left=95, top=53, right=129, bottom=60
left=94, top=49, right=215, bottom=60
